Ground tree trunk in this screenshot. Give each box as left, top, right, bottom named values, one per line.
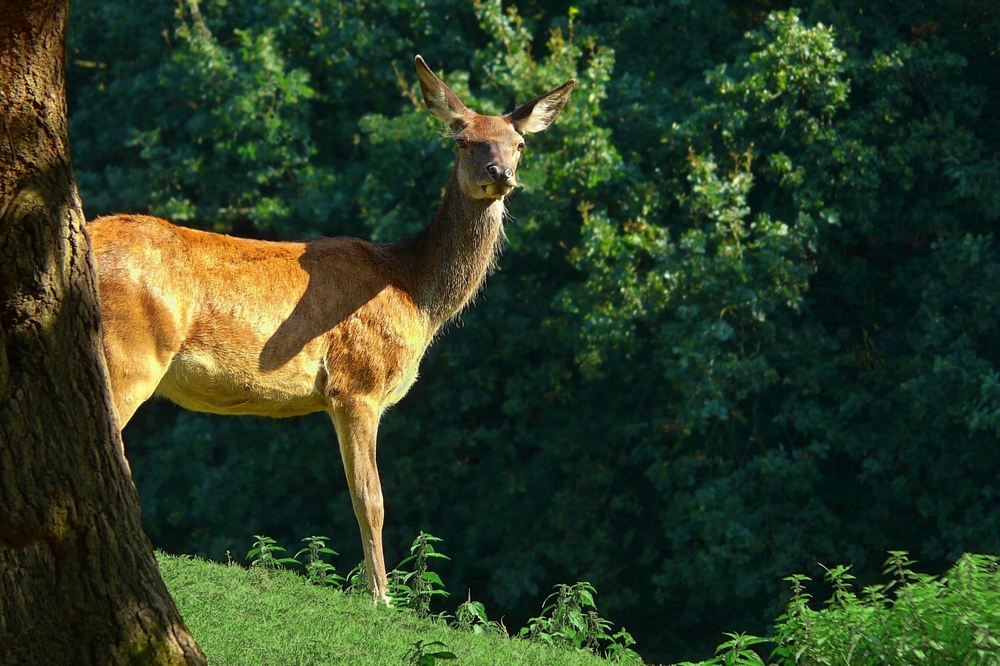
left=0, top=1, right=205, bottom=663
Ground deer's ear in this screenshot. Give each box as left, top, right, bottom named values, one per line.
left=508, top=78, right=576, bottom=135
left=415, top=55, right=470, bottom=129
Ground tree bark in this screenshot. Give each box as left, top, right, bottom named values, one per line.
left=0, top=1, right=205, bottom=663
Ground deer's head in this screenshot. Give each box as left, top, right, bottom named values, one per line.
left=415, top=55, right=576, bottom=201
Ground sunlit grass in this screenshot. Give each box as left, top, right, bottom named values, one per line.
left=158, top=552, right=619, bottom=666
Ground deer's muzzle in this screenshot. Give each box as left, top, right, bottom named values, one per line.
left=481, top=165, right=516, bottom=197
left=487, top=165, right=514, bottom=180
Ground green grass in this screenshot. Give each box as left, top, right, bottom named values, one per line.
left=158, top=552, right=621, bottom=666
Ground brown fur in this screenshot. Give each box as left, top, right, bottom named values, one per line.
left=88, top=56, right=574, bottom=601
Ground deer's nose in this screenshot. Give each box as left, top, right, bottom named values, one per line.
left=487, top=165, right=514, bottom=181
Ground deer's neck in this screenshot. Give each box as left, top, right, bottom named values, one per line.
left=391, top=165, right=507, bottom=330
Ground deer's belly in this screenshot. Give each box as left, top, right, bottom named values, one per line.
left=155, top=348, right=327, bottom=417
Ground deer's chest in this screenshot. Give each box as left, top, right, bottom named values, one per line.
left=384, top=350, right=425, bottom=407
left=322, top=298, right=432, bottom=409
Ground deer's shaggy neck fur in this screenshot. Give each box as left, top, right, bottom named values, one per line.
left=390, top=162, right=507, bottom=330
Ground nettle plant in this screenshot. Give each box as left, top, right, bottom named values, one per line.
left=678, top=551, right=1000, bottom=666
left=389, top=532, right=451, bottom=618
left=454, top=591, right=504, bottom=636
left=295, top=535, right=345, bottom=587
left=246, top=534, right=299, bottom=570
left=519, top=581, right=641, bottom=663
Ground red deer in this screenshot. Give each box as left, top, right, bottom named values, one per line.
left=88, top=56, right=575, bottom=601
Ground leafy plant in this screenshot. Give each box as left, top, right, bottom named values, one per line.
left=391, top=532, right=451, bottom=617
left=453, top=590, right=505, bottom=636
left=403, top=640, right=457, bottom=666
left=603, top=629, right=642, bottom=665
left=684, top=552, right=1000, bottom=666
left=344, top=560, right=370, bottom=597
left=673, top=633, right=771, bottom=666
left=246, top=534, right=298, bottom=570
left=519, top=582, right=641, bottom=662
left=520, top=582, right=602, bottom=650
left=294, top=535, right=345, bottom=587
left=773, top=552, right=1000, bottom=665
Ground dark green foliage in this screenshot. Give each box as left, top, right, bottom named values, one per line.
left=68, top=0, right=1000, bottom=662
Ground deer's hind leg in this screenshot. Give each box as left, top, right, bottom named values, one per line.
left=329, top=398, right=389, bottom=603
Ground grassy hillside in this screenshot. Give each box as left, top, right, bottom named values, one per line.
left=159, top=549, right=1000, bottom=666
left=157, top=552, right=627, bottom=666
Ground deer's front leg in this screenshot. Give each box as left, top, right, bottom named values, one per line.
left=330, top=399, right=389, bottom=603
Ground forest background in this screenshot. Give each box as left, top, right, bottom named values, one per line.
left=66, top=0, right=1000, bottom=662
